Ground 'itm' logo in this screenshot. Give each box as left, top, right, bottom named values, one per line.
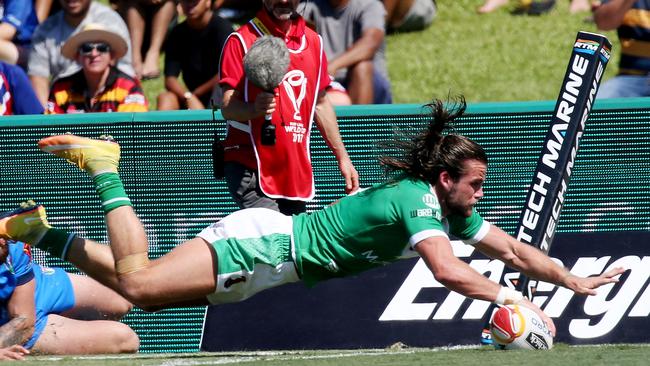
left=574, top=39, right=599, bottom=55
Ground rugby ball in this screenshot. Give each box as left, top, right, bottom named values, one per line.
left=490, top=305, right=553, bottom=350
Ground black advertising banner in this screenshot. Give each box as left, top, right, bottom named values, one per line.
left=201, top=231, right=650, bottom=350
left=513, top=32, right=611, bottom=297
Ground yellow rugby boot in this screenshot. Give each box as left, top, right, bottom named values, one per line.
left=0, top=201, right=51, bottom=245
left=38, top=134, right=120, bottom=177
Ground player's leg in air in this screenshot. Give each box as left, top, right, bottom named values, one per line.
left=0, top=135, right=218, bottom=310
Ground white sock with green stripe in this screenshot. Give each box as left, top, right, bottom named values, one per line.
left=93, top=173, right=132, bottom=213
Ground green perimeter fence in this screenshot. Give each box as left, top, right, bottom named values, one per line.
left=1, top=99, right=649, bottom=352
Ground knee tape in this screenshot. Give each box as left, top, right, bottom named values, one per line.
left=115, top=252, right=150, bottom=275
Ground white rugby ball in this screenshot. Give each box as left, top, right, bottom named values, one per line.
left=490, top=304, right=553, bottom=350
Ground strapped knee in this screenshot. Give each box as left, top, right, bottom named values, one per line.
left=115, top=253, right=150, bottom=275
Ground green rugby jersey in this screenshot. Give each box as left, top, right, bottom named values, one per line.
left=292, top=177, right=489, bottom=286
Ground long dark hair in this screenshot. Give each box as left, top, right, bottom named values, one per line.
left=379, top=96, right=488, bottom=184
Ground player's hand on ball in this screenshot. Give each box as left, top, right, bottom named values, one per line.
left=518, top=298, right=556, bottom=337
left=564, top=267, right=626, bottom=296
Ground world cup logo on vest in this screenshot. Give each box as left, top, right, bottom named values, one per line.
left=282, top=70, right=308, bottom=143
left=282, top=70, right=306, bottom=121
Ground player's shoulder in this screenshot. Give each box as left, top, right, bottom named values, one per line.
left=358, top=178, right=431, bottom=205
left=393, top=176, right=432, bottom=192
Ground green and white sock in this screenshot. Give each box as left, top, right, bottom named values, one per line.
left=93, top=173, right=132, bottom=213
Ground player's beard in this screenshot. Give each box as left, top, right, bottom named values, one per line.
left=445, top=186, right=475, bottom=218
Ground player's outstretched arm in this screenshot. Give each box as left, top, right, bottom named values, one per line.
left=415, top=236, right=502, bottom=299
left=416, top=235, right=557, bottom=335
left=474, top=225, right=626, bottom=295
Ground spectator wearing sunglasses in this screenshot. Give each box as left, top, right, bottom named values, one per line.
left=28, top=0, right=135, bottom=108
left=45, top=23, right=148, bottom=113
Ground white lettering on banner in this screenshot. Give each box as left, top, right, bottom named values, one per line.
left=517, top=172, right=551, bottom=243
left=378, top=259, right=438, bottom=321
left=570, top=256, right=650, bottom=338
left=380, top=240, right=650, bottom=340
left=542, top=256, right=609, bottom=317
left=379, top=241, right=476, bottom=321
left=629, top=280, right=650, bottom=317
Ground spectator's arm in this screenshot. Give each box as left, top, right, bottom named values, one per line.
left=192, top=74, right=220, bottom=100
left=187, top=75, right=222, bottom=109
left=2, top=0, right=37, bottom=40
left=30, top=75, right=50, bottom=108
left=314, top=90, right=359, bottom=193
left=593, top=0, right=637, bottom=30
left=383, top=0, right=399, bottom=21
left=164, top=75, right=188, bottom=99
left=163, top=75, right=207, bottom=110
left=0, top=280, right=36, bottom=349
left=34, top=0, right=54, bottom=22
left=328, top=27, right=384, bottom=76
left=27, top=25, right=53, bottom=107
left=0, top=23, right=17, bottom=41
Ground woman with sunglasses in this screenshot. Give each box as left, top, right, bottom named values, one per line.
left=45, top=23, right=148, bottom=114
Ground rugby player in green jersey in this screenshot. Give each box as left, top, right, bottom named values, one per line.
left=0, top=97, right=624, bottom=337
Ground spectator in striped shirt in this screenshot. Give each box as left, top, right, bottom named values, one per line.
left=45, top=23, right=148, bottom=114
left=594, top=0, right=650, bottom=98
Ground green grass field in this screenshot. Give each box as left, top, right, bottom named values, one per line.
left=141, top=0, right=620, bottom=109
left=18, top=345, right=650, bottom=365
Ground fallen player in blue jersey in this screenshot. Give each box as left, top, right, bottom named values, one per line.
left=0, top=237, right=138, bottom=359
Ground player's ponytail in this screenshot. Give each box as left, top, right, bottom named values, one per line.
left=379, top=95, right=487, bottom=184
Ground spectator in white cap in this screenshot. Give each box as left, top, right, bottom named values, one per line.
left=45, top=23, right=148, bottom=114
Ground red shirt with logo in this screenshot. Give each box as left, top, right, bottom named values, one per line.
left=219, top=9, right=330, bottom=201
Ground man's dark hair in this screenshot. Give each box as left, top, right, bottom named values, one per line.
left=379, top=96, right=488, bottom=184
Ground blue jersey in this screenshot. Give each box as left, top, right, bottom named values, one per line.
left=1, top=0, right=39, bottom=45
left=0, top=61, right=43, bottom=115
left=0, top=241, right=74, bottom=349
left=0, top=241, right=35, bottom=323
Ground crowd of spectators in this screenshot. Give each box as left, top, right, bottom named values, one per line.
left=0, top=0, right=439, bottom=116
left=0, top=0, right=645, bottom=116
